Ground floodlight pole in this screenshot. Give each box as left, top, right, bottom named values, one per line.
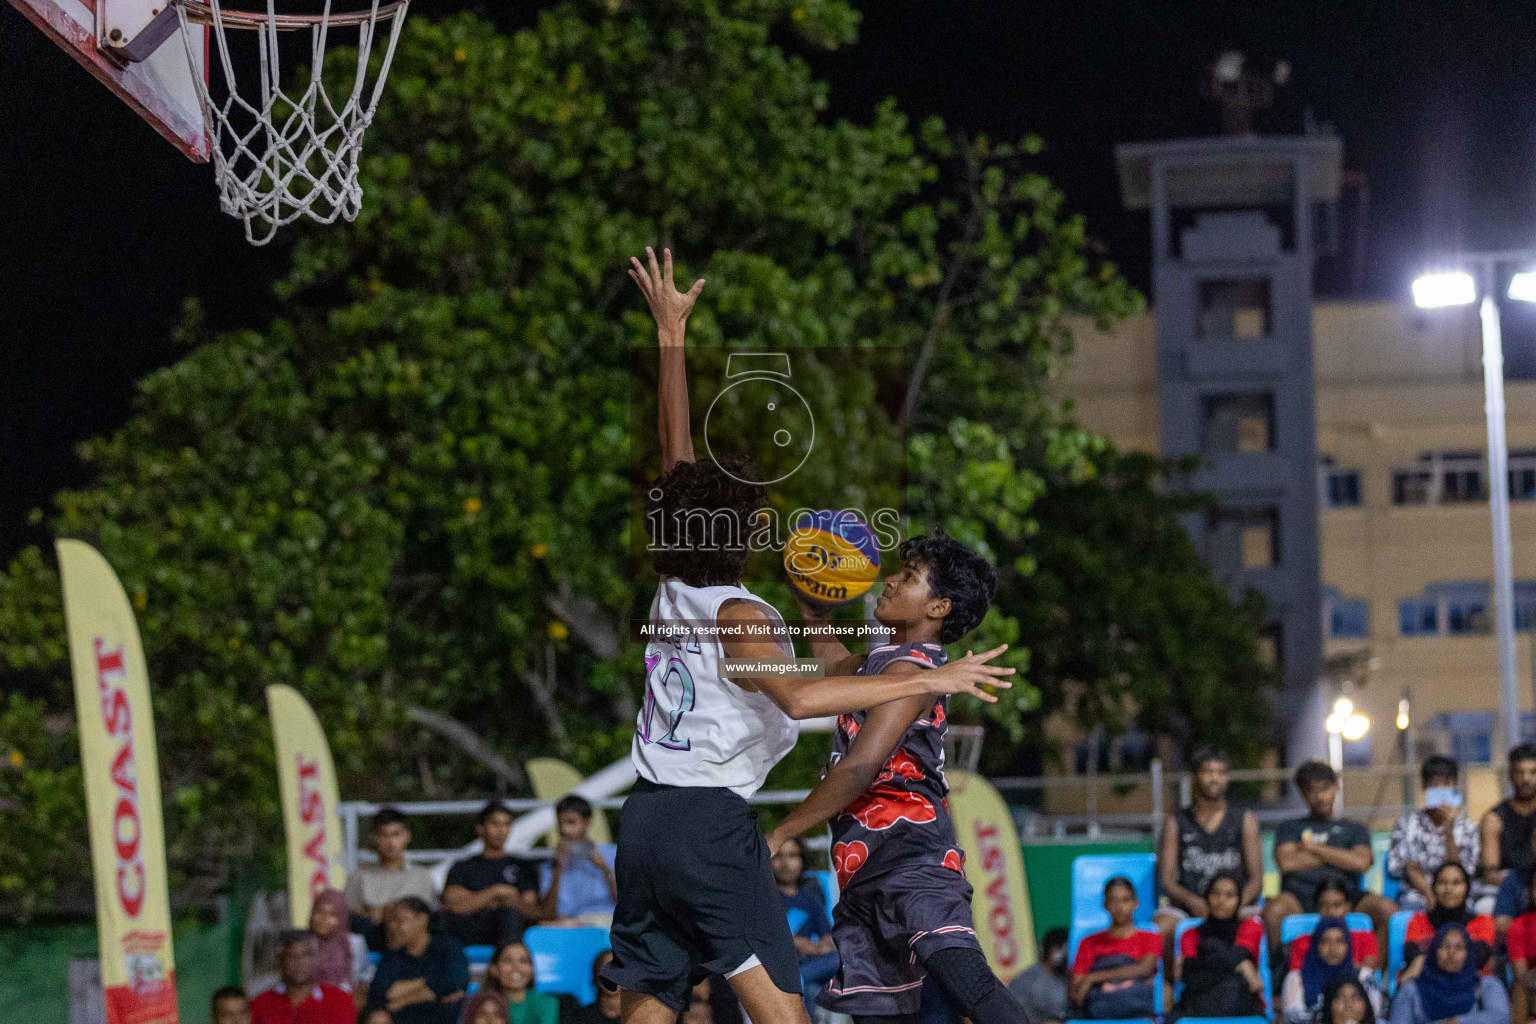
left=1475, top=258, right=1522, bottom=755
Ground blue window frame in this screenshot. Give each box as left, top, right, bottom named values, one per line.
left=1399, top=600, right=1438, bottom=636
left=1441, top=582, right=1491, bottom=634
left=1329, top=598, right=1369, bottom=638
left=1430, top=712, right=1495, bottom=765
left=1326, top=470, right=1362, bottom=507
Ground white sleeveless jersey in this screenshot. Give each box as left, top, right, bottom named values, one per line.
left=631, top=578, right=799, bottom=798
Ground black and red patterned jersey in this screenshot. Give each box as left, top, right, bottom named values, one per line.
left=825, top=641, right=967, bottom=891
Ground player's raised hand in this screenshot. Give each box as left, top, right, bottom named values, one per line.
left=628, top=246, right=704, bottom=345
left=922, top=644, right=1016, bottom=703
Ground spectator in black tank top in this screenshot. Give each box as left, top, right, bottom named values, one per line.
left=1263, top=761, right=1396, bottom=968
left=1153, top=750, right=1262, bottom=976
left=1478, top=743, right=1536, bottom=921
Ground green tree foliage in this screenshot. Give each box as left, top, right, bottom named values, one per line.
left=0, top=0, right=1270, bottom=912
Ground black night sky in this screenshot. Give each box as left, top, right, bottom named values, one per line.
left=7, top=0, right=1536, bottom=559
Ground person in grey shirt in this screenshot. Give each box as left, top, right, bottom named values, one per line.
left=345, top=808, right=439, bottom=946
left=1009, top=927, right=1069, bottom=1024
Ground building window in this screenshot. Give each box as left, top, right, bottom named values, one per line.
left=1393, top=467, right=1433, bottom=505
left=1511, top=452, right=1536, bottom=500
left=1430, top=712, right=1494, bottom=765
left=1239, top=510, right=1279, bottom=569
left=1441, top=452, right=1485, bottom=502
left=1257, top=623, right=1283, bottom=670
left=1320, top=457, right=1362, bottom=507
left=1518, top=583, right=1536, bottom=631
left=1202, top=393, right=1275, bottom=455
left=1198, top=278, right=1272, bottom=340
left=1400, top=599, right=1439, bottom=636
left=1325, top=588, right=1369, bottom=639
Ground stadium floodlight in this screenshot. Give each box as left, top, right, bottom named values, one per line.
left=1509, top=270, right=1536, bottom=303
left=1340, top=714, right=1370, bottom=741
left=1412, top=271, right=1477, bottom=308
left=1396, top=698, right=1410, bottom=731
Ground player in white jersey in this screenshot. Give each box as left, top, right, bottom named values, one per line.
left=601, top=248, right=1016, bottom=1024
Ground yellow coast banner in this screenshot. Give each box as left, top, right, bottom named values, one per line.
left=949, top=769, right=1036, bottom=984
left=57, top=540, right=179, bottom=1024
left=267, top=684, right=345, bottom=927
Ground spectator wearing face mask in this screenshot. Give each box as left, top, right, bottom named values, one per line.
left=1388, top=757, right=1480, bottom=913
left=1007, top=927, right=1068, bottom=1024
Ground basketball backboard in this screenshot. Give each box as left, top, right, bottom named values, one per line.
left=9, top=0, right=208, bottom=160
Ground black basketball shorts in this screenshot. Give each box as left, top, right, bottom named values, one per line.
left=600, top=779, right=801, bottom=1010
left=819, top=860, right=982, bottom=1017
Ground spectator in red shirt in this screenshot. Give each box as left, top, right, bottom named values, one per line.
left=1399, top=863, right=1493, bottom=982
left=1286, top=879, right=1381, bottom=971
left=249, top=931, right=356, bottom=1024
left=1171, top=873, right=1264, bottom=1021
left=1502, top=872, right=1536, bottom=1023
left=1069, top=877, right=1161, bottom=1019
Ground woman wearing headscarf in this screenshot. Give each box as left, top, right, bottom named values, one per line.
left=1389, top=923, right=1508, bottom=1024
left=1317, top=977, right=1376, bottom=1024
left=1400, top=862, right=1495, bottom=982
left=1170, top=873, right=1265, bottom=1020
left=311, top=888, right=368, bottom=992
left=1278, top=918, right=1379, bottom=1024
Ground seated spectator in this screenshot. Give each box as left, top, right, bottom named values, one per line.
left=1503, top=872, right=1536, bottom=1023
left=1265, top=760, right=1394, bottom=959
left=345, top=809, right=438, bottom=951
left=356, top=1011, right=393, bottom=1024
left=1286, top=879, right=1381, bottom=971
left=1152, top=750, right=1261, bottom=947
left=1318, top=977, right=1377, bottom=1024
left=311, top=889, right=370, bottom=993
left=250, top=931, right=355, bottom=1024
left=537, top=796, right=617, bottom=927
left=458, top=991, right=509, bottom=1024
left=368, top=896, right=469, bottom=1024
left=212, top=986, right=251, bottom=1024
left=1170, top=873, right=1265, bottom=1021
left=1399, top=862, right=1494, bottom=980
left=1388, top=756, right=1480, bottom=913
left=1278, top=919, right=1380, bottom=1024
left=439, top=802, right=544, bottom=948
left=1388, top=924, right=1508, bottom=1024
left=1007, top=926, right=1069, bottom=1024
left=1476, top=744, right=1536, bottom=915
left=481, top=941, right=559, bottom=1024
left=770, top=836, right=838, bottom=1018
left=563, top=951, right=620, bottom=1024
left=1068, top=877, right=1161, bottom=1020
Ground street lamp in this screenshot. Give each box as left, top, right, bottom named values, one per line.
left=1326, top=696, right=1370, bottom=775
left=1413, top=254, right=1528, bottom=753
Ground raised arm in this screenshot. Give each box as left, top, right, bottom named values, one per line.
left=717, top=600, right=1012, bottom=718
left=629, top=247, right=705, bottom=472
left=766, top=681, right=931, bottom=849
left=794, top=596, right=864, bottom=677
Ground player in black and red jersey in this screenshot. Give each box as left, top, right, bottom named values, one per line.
left=766, top=530, right=1027, bottom=1024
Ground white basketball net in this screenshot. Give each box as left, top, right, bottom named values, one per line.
left=173, top=0, right=410, bottom=245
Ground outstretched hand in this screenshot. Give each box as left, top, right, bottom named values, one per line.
left=629, top=246, right=704, bottom=345
left=923, top=644, right=1016, bottom=703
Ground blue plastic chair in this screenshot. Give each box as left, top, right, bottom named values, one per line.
left=810, top=869, right=838, bottom=925
left=465, top=944, right=494, bottom=965
left=1067, top=853, right=1157, bottom=962
left=1279, top=912, right=1374, bottom=947
left=1172, top=918, right=1273, bottom=1020
left=1386, top=910, right=1414, bottom=996
left=524, top=926, right=612, bottom=1006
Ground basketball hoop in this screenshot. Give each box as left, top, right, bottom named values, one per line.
left=943, top=724, right=986, bottom=776
left=172, top=0, right=410, bottom=245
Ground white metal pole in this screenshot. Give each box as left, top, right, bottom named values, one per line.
left=1481, top=284, right=1522, bottom=755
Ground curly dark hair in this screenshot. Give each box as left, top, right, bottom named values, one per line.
left=647, top=457, right=766, bottom=586
left=897, top=528, right=996, bottom=644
